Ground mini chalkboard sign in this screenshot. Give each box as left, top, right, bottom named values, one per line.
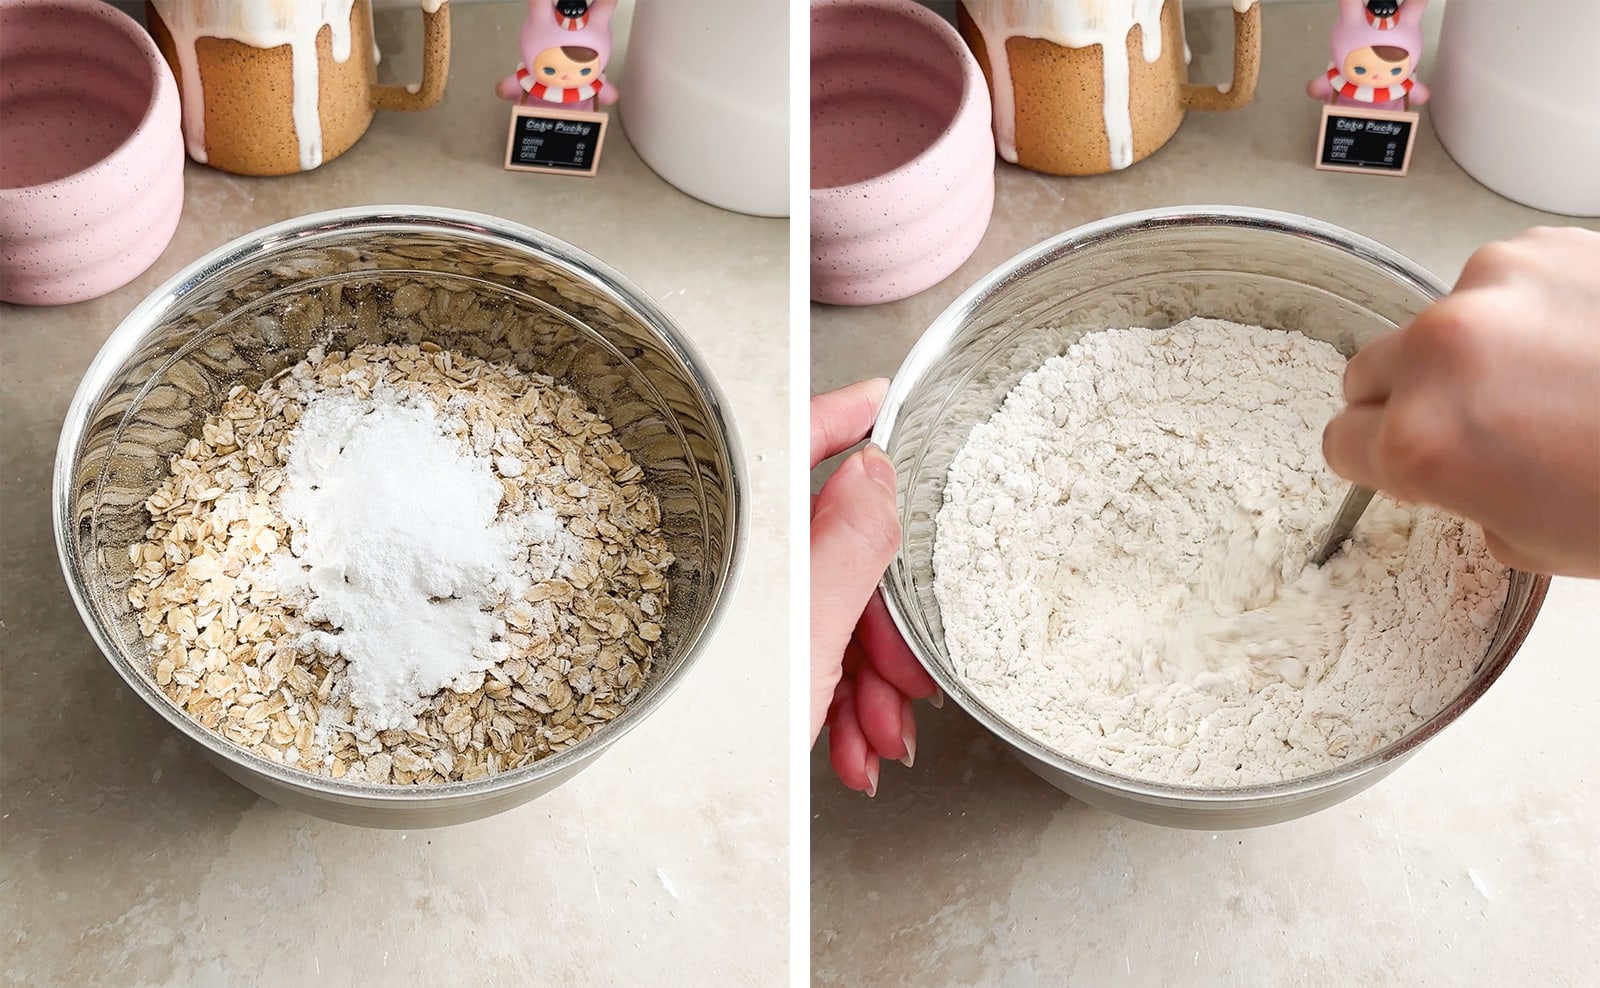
left=504, top=106, right=608, bottom=176
left=1315, top=104, right=1418, bottom=176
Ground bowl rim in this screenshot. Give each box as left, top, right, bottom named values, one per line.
left=52, top=204, right=749, bottom=805
left=0, top=0, right=177, bottom=199
left=871, top=203, right=1552, bottom=805
left=808, top=0, right=992, bottom=199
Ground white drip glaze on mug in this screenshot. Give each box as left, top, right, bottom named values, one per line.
left=151, top=0, right=445, bottom=171
left=961, top=0, right=1255, bottom=171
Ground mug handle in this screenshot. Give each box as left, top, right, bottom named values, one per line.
left=372, top=1, right=451, bottom=111
left=1180, top=3, right=1261, bottom=111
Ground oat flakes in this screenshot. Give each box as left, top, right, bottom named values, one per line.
left=127, top=343, right=672, bottom=785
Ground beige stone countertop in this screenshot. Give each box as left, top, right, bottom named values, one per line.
left=0, top=3, right=787, bottom=986
left=811, top=2, right=1599, bottom=985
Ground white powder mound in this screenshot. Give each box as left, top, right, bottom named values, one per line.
left=934, top=319, right=1509, bottom=787
left=274, top=390, right=531, bottom=732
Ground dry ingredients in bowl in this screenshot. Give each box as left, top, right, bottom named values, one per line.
left=934, top=318, right=1508, bottom=787
left=127, top=342, right=672, bottom=785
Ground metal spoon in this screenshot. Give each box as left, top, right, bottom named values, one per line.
left=1308, top=484, right=1375, bottom=567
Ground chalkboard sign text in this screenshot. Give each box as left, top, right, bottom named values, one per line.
left=504, top=106, right=607, bottom=176
left=1315, top=104, right=1417, bottom=176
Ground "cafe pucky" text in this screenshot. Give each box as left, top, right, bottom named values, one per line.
left=1335, top=117, right=1405, bottom=136
left=522, top=118, right=595, bottom=136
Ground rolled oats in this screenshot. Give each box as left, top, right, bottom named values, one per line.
left=128, top=343, right=673, bottom=785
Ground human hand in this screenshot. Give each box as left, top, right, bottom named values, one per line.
left=811, top=380, right=940, bottom=796
left=1323, top=226, right=1600, bottom=577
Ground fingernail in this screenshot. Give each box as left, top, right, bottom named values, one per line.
left=899, top=698, right=917, bottom=768
left=929, top=686, right=945, bottom=709
left=864, top=758, right=879, bottom=798
left=860, top=444, right=897, bottom=497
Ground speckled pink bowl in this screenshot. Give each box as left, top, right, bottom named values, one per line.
left=1, top=0, right=184, bottom=306
left=810, top=0, right=994, bottom=306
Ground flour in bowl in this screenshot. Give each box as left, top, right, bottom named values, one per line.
left=933, top=318, right=1508, bottom=787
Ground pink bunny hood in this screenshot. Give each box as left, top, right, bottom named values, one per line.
left=1329, top=0, right=1429, bottom=69
left=521, top=0, right=616, bottom=69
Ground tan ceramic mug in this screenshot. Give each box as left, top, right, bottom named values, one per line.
left=145, top=0, right=450, bottom=176
left=957, top=0, right=1261, bottom=175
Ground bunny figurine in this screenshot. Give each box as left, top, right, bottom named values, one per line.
left=1308, top=0, right=1431, bottom=112
left=495, top=0, right=619, bottom=112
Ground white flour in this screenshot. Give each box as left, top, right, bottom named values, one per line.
left=273, top=389, right=530, bottom=732
left=270, top=377, right=583, bottom=736
left=934, top=319, right=1508, bottom=786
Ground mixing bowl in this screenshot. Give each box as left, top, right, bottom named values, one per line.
left=55, top=206, right=746, bottom=828
left=872, top=206, right=1549, bottom=829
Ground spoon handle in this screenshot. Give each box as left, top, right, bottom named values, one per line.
left=1310, top=485, right=1376, bottom=567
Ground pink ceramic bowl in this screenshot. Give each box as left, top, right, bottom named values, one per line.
left=810, top=0, right=994, bottom=306
left=0, top=0, right=184, bottom=306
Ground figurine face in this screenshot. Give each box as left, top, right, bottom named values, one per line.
left=531, top=45, right=602, bottom=87
left=1341, top=45, right=1413, bottom=84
